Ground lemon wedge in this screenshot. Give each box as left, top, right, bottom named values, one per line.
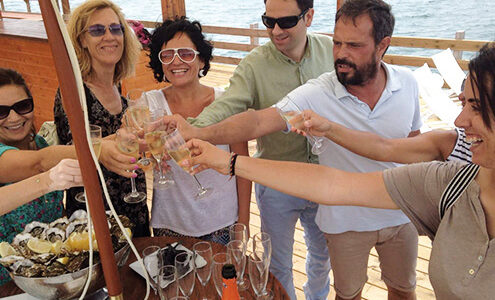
left=50, top=240, right=63, bottom=254
left=68, top=231, right=98, bottom=251
left=0, top=242, right=17, bottom=257
left=56, top=257, right=69, bottom=264
left=27, top=238, right=52, bottom=254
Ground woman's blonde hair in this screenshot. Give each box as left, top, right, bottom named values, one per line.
left=67, top=0, right=141, bottom=84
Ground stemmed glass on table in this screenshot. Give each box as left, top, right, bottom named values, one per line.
left=228, top=223, right=250, bottom=291
left=75, top=124, right=102, bottom=203
left=174, top=252, right=195, bottom=299
left=193, top=241, right=213, bottom=300
left=143, top=117, right=175, bottom=188
left=126, top=89, right=153, bottom=171
left=248, top=232, right=273, bottom=300
left=158, top=265, right=178, bottom=300
left=212, top=252, right=231, bottom=298
left=276, top=97, right=327, bottom=155
left=142, top=245, right=161, bottom=295
left=164, top=128, right=212, bottom=199
left=115, top=128, right=147, bottom=203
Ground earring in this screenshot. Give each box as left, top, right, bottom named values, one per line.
left=199, top=69, right=205, bottom=77
left=163, top=74, right=169, bottom=82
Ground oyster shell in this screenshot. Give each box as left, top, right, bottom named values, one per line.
left=23, top=222, right=48, bottom=239
left=69, top=209, right=87, bottom=222
left=65, top=220, right=87, bottom=237
left=13, top=233, right=34, bottom=246
left=49, top=217, right=69, bottom=231
left=31, top=253, right=56, bottom=265
left=0, top=255, right=25, bottom=269
left=12, top=259, right=34, bottom=275
left=46, top=227, right=65, bottom=243
left=65, top=252, right=90, bottom=273
left=42, top=260, right=67, bottom=277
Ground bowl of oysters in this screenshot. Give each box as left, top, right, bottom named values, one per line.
left=0, top=210, right=133, bottom=300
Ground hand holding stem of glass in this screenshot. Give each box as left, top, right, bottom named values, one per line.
left=164, top=128, right=211, bottom=199
left=116, top=128, right=147, bottom=204
left=276, top=98, right=327, bottom=155
left=126, top=89, right=153, bottom=171
left=75, top=124, right=102, bottom=203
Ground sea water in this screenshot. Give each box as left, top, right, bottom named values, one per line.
left=4, top=0, right=494, bottom=59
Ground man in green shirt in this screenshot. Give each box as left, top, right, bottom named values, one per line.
left=185, top=0, right=335, bottom=299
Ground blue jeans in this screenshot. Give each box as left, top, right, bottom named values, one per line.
left=255, top=184, right=331, bottom=300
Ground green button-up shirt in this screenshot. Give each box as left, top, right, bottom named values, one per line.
left=191, top=33, right=334, bottom=162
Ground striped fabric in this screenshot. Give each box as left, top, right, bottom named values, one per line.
left=439, top=163, right=480, bottom=219
left=446, top=128, right=472, bottom=163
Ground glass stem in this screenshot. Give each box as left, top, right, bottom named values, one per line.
left=192, top=175, right=204, bottom=190
left=130, top=172, right=139, bottom=196
left=156, top=158, right=164, bottom=179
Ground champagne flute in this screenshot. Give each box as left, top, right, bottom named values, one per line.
left=212, top=252, right=231, bottom=298
left=115, top=128, right=147, bottom=203
left=193, top=241, right=213, bottom=300
left=142, top=246, right=161, bottom=295
left=75, top=124, right=102, bottom=203
left=276, top=97, right=327, bottom=155
left=126, top=89, right=153, bottom=171
left=158, top=265, right=178, bottom=300
left=229, top=223, right=249, bottom=291
left=144, top=119, right=175, bottom=188
left=252, top=232, right=273, bottom=299
left=248, top=250, right=271, bottom=300
left=174, top=252, right=195, bottom=299
left=164, top=128, right=211, bottom=199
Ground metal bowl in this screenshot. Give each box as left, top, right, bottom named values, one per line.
left=10, top=244, right=131, bottom=300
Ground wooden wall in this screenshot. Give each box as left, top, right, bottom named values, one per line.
left=0, top=35, right=57, bottom=130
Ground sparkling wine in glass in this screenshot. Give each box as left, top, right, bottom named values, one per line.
left=276, top=97, right=327, bottom=155
left=116, top=128, right=147, bottom=203
left=144, top=119, right=175, bottom=188
left=126, top=89, right=153, bottom=170
left=75, top=124, right=102, bottom=203
left=193, top=241, right=213, bottom=300
left=164, top=128, right=211, bottom=199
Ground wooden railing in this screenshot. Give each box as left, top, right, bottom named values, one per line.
left=141, top=21, right=488, bottom=70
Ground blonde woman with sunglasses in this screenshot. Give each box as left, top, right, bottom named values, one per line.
left=144, top=17, right=251, bottom=246
left=53, top=0, right=151, bottom=237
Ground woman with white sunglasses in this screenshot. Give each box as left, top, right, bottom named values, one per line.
left=145, top=17, right=251, bottom=245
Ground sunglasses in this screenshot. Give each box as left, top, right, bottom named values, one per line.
left=158, top=48, right=200, bottom=65
left=0, top=98, right=34, bottom=120
left=86, top=23, right=124, bottom=37
left=261, top=8, right=309, bottom=29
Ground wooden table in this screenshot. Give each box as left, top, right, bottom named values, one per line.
left=0, top=236, right=289, bottom=299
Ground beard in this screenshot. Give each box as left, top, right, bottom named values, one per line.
left=334, top=51, right=379, bottom=86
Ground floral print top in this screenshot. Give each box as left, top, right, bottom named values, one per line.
left=53, top=85, right=150, bottom=238
left=0, top=135, right=64, bottom=285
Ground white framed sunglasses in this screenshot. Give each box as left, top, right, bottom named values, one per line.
left=158, top=48, right=200, bottom=64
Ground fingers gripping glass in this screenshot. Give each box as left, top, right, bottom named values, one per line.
left=86, top=23, right=124, bottom=37
left=276, top=98, right=327, bottom=155
left=261, top=8, right=309, bottom=29
left=159, top=48, right=200, bottom=65
left=0, top=98, right=34, bottom=120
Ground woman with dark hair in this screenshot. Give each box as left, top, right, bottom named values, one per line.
left=144, top=17, right=251, bottom=245
left=0, top=68, right=84, bottom=285
left=53, top=0, right=151, bottom=237
left=185, top=42, right=495, bottom=298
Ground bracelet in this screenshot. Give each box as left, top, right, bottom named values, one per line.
left=229, top=152, right=239, bottom=178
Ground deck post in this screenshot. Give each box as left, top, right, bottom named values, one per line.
left=161, top=0, right=186, bottom=21
left=453, top=30, right=465, bottom=60
left=24, top=0, right=31, bottom=13
left=250, top=23, right=259, bottom=46
left=337, top=0, right=345, bottom=11
left=61, top=0, right=70, bottom=21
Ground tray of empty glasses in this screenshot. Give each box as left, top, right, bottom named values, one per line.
left=130, top=242, right=205, bottom=289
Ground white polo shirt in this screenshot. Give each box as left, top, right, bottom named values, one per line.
left=275, top=63, right=422, bottom=233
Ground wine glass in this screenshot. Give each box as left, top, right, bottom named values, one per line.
left=227, top=240, right=248, bottom=291
left=212, top=252, right=231, bottom=298
left=75, top=124, right=102, bottom=203
left=192, top=241, right=213, bottom=300
left=144, top=118, right=175, bottom=188
left=158, top=265, right=178, bottom=300
left=174, top=252, right=195, bottom=299
left=115, top=128, right=147, bottom=203
left=253, top=232, right=272, bottom=268
left=276, top=97, right=327, bottom=155
left=126, top=89, right=153, bottom=171
left=248, top=250, right=272, bottom=300
left=164, top=128, right=212, bottom=199
left=142, top=246, right=161, bottom=295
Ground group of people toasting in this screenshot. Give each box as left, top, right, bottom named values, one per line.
left=1, top=0, right=494, bottom=299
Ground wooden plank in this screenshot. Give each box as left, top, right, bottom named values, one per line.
left=383, top=54, right=469, bottom=70
left=212, top=56, right=242, bottom=65
left=212, top=41, right=257, bottom=52
left=203, top=25, right=269, bottom=38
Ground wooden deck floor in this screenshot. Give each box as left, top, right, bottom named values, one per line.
left=144, top=62, right=442, bottom=299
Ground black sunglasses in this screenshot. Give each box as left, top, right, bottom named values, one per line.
left=86, top=23, right=124, bottom=37
left=261, top=8, right=309, bottom=29
left=0, top=98, right=34, bottom=120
